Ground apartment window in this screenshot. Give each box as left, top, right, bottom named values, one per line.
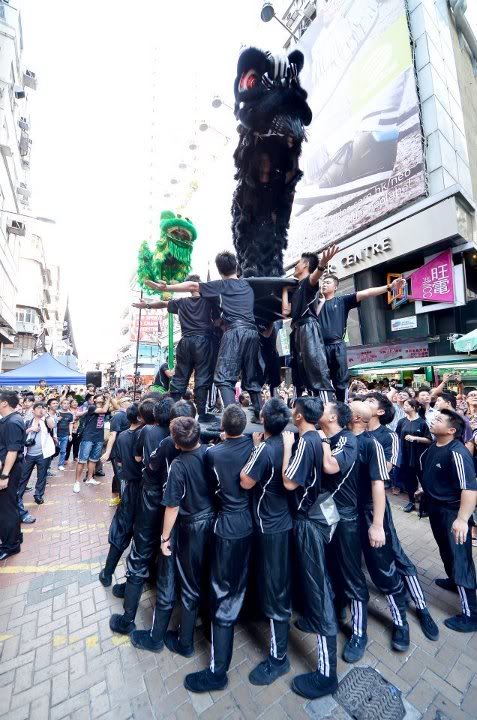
left=16, top=307, right=36, bottom=324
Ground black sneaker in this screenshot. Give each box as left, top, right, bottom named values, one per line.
left=184, top=668, right=228, bottom=693
left=109, top=613, right=136, bottom=635
left=343, top=634, right=368, bottom=663
left=249, top=656, right=290, bottom=686
left=94, top=470, right=106, bottom=477
left=403, top=502, right=415, bottom=513
left=33, top=496, right=44, bottom=505
left=416, top=608, right=439, bottom=641
left=21, top=514, right=36, bottom=524
left=292, top=671, right=338, bottom=700
left=444, top=614, right=477, bottom=633
left=112, top=582, right=126, bottom=598
left=164, top=630, right=194, bottom=658
left=98, top=569, right=112, bottom=588
left=391, top=622, right=410, bottom=651
left=435, top=578, right=458, bottom=594
left=130, top=630, right=164, bottom=653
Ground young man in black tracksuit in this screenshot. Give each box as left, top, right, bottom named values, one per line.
left=145, top=251, right=263, bottom=421
left=240, top=398, right=293, bottom=685
left=365, top=392, right=439, bottom=643
left=99, top=404, right=143, bottom=588
left=184, top=405, right=253, bottom=693
left=282, top=397, right=339, bottom=700
left=421, top=409, right=477, bottom=632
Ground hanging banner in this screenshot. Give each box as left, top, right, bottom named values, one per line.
left=409, top=249, right=455, bottom=303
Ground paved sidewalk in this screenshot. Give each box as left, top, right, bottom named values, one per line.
left=1, top=460, right=476, bottom=719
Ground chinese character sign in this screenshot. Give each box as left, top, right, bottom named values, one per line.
left=409, top=250, right=455, bottom=303
left=129, top=308, right=164, bottom=343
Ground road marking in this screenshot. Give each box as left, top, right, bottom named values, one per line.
left=0, top=563, right=101, bottom=574
left=53, top=633, right=130, bottom=648
left=21, top=523, right=107, bottom=535
left=0, top=634, right=14, bottom=642
left=24, top=501, right=61, bottom=507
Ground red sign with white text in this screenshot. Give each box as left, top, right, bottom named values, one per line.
left=409, top=249, right=455, bottom=303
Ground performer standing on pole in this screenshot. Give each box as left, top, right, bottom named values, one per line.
left=146, top=251, right=263, bottom=421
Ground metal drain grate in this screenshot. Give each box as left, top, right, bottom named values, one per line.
left=333, top=666, right=406, bottom=720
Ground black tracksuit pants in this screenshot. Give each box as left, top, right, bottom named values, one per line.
left=324, top=341, right=349, bottom=402
left=0, top=461, right=22, bottom=555
left=256, top=530, right=291, bottom=659
left=214, top=325, right=263, bottom=411
left=170, top=334, right=215, bottom=415
left=211, top=534, right=251, bottom=625
left=126, top=485, right=163, bottom=584
left=291, top=318, right=335, bottom=402
left=108, top=479, right=141, bottom=553
left=177, top=511, right=215, bottom=612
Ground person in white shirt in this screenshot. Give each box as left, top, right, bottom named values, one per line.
left=17, top=402, right=56, bottom=520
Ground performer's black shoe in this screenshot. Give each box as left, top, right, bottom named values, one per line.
left=198, top=413, right=220, bottom=424
left=403, top=502, right=415, bottom=513
left=435, top=577, right=458, bottom=593
left=249, top=656, right=290, bottom=686
left=98, top=569, right=112, bottom=587
left=94, top=470, right=106, bottom=477
left=292, top=671, right=338, bottom=700
left=294, top=617, right=314, bottom=633
left=130, top=630, right=164, bottom=653
left=444, top=614, right=477, bottom=633
left=33, top=496, right=44, bottom=505
left=391, top=622, right=410, bottom=651
left=0, top=548, right=20, bottom=561
left=250, top=414, right=263, bottom=424
left=164, top=630, right=194, bottom=658
left=112, top=582, right=126, bottom=598
left=184, top=668, right=228, bottom=693
left=343, top=634, right=368, bottom=663
left=416, top=608, right=439, bottom=641
left=109, top=613, right=136, bottom=635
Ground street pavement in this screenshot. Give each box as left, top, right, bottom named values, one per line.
left=1, top=460, right=477, bottom=720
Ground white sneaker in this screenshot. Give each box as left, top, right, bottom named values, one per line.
left=85, top=478, right=101, bottom=486
left=73, top=481, right=80, bottom=493
left=58, top=466, right=65, bottom=471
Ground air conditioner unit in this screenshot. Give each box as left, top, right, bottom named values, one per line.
left=19, top=132, right=30, bottom=157
left=14, top=85, right=25, bottom=99
left=7, top=220, right=26, bottom=236
left=18, top=116, right=30, bottom=131
left=17, top=182, right=31, bottom=199
left=23, top=70, right=37, bottom=90
left=21, top=157, right=30, bottom=169
left=303, top=1, right=316, bottom=19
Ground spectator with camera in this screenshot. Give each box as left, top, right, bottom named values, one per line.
left=73, top=392, right=111, bottom=494
left=18, top=402, right=56, bottom=517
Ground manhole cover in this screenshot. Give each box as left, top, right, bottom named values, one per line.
left=334, top=666, right=405, bottom=720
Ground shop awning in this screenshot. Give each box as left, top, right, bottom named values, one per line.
left=453, top=329, right=477, bottom=354
left=349, top=354, right=477, bottom=376
left=0, top=352, right=86, bottom=386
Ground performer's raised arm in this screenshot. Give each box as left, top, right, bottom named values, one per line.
left=144, top=279, right=200, bottom=294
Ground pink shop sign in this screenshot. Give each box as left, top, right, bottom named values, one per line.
left=409, top=249, right=455, bottom=303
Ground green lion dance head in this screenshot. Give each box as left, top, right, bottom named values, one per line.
left=137, top=210, right=198, bottom=293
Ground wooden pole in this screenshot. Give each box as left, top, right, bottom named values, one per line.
left=133, top=290, right=143, bottom=399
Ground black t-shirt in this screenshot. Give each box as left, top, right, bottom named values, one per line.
left=115, top=427, right=143, bottom=483
left=81, top=407, right=106, bottom=443
left=367, top=425, right=399, bottom=467
left=207, top=435, right=253, bottom=539
left=162, top=445, right=214, bottom=517
left=154, top=363, right=170, bottom=391
left=136, top=424, right=170, bottom=485
left=199, top=278, right=255, bottom=325
left=356, top=432, right=390, bottom=506
left=109, top=410, right=130, bottom=459
left=420, top=440, right=477, bottom=505
left=57, top=411, right=74, bottom=438
left=0, top=412, right=26, bottom=466
left=243, top=434, right=293, bottom=534
left=284, top=430, right=323, bottom=518
left=290, top=276, right=320, bottom=323
left=396, top=417, right=431, bottom=468
left=322, top=429, right=359, bottom=514
left=167, top=296, right=214, bottom=336
left=318, top=293, right=359, bottom=343
left=149, top=434, right=179, bottom=492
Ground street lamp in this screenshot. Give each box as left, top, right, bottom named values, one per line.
left=260, top=1, right=299, bottom=41
left=1, top=208, right=56, bottom=224
left=211, top=96, right=234, bottom=111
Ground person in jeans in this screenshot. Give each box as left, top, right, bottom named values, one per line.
left=73, top=393, right=111, bottom=493
left=18, top=402, right=56, bottom=517
left=65, top=399, right=81, bottom=462
left=56, top=399, right=73, bottom=471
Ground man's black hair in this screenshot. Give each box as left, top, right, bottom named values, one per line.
left=126, top=403, right=140, bottom=424
left=186, top=273, right=201, bottom=283
left=301, top=252, right=319, bottom=273
left=142, top=391, right=164, bottom=401
left=261, top=397, right=290, bottom=435
left=294, top=396, right=323, bottom=424
left=322, top=273, right=339, bottom=287
left=170, top=399, right=196, bottom=420
left=25, top=394, right=35, bottom=401
left=329, top=401, right=352, bottom=428
left=33, top=401, right=46, bottom=410
left=440, top=408, right=465, bottom=439
left=153, top=396, right=175, bottom=427
left=0, top=391, right=19, bottom=409
left=138, top=398, right=155, bottom=425
left=170, top=417, right=200, bottom=450
left=440, top=392, right=457, bottom=410
left=221, top=404, right=247, bottom=436
left=183, top=389, right=193, bottom=401
left=417, top=386, right=431, bottom=394
left=366, top=391, right=395, bottom=425
left=46, top=397, right=58, bottom=407
left=215, top=251, right=237, bottom=277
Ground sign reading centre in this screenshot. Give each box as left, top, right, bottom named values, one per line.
left=285, top=0, right=426, bottom=265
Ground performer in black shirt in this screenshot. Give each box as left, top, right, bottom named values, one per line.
left=319, top=274, right=405, bottom=401
left=0, top=391, right=26, bottom=561
left=240, top=398, right=293, bottom=686
left=282, top=397, right=338, bottom=700
left=396, top=399, right=432, bottom=512
left=146, top=251, right=263, bottom=421
left=365, top=392, right=439, bottom=643
left=185, top=406, right=253, bottom=693
left=99, top=404, right=142, bottom=588
left=421, top=410, right=477, bottom=632
left=282, top=250, right=337, bottom=403
left=135, top=275, right=216, bottom=421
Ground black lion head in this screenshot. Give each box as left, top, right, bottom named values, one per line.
left=233, top=47, right=312, bottom=143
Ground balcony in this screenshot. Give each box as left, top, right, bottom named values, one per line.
left=19, top=131, right=31, bottom=158
left=23, top=70, right=37, bottom=91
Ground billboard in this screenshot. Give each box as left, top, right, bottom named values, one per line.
left=129, top=308, right=164, bottom=343
left=286, top=0, right=426, bottom=264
